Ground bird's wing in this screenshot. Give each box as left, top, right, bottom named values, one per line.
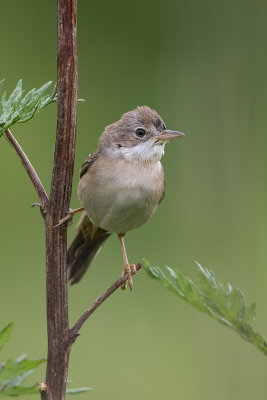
left=80, top=150, right=100, bottom=178
left=158, top=177, right=165, bottom=204
left=67, top=213, right=110, bottom=284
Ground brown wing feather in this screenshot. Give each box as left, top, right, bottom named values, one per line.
left=80, top=150, right=100, bottom=178
left=158, top=176, right=165, bottom=204
left=67, top=150, right=110, bottom=284
left=67, top=213, right=110, bottom=284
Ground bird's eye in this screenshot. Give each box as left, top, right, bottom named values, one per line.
left=135, top=128, right=146, bottom=137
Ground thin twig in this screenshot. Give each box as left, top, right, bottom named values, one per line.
left=69, top=263, right=142, bottom=345
left=5, top=129, right=48, bottom=211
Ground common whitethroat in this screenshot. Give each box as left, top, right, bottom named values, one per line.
left=67, top=106, right=184, bottom=290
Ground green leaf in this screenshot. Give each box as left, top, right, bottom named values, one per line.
left=0, top=355, right=45, bottom=386
left=143, top=259, right=267, bottom=356
left=0, top=322, right=14, bottom=351
left=0, top=323, right=46, bottom=396
left=0, top=79, right=57, bottom=137
left=6, top=80, right=23, bottom=112
left=66, top=388, right=93, bottom=395
left=7, top=370, right=33, bottom=387
left=244, top=301, right=256, bottom=324
left=0, top=385, right=39, bottom=397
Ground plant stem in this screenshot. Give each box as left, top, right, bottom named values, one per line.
left=45, top=0, right=78, bottom=399
left=69, top=263, right=142, bottom=345
left=5, top=129, right=48, bottom=211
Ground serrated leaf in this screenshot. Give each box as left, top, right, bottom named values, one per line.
left=0, top=356, right=45, bottom=386
left=196, top=262, right=217, bottom=292
left=0, top=322, right=14, bottom=351
left=0, top=324, right=46, bottom=396
left=0, top=385, right=38, bottom=396
left=37, top=84, right=57, bottom=110
left=6, top=80, right=23, bottom=111
left=0, top=79, right=57, bottom=137
left=227, top=287, right=245, bottom=320
left=143, top=259, right=267, bottom=357
left=0, top=79, right=85, bottom=137
left=33, top=81, right=53, bottom=97
left=6, top=370, right=33, bottom=387
left=244, top=302, right=256, bottom=324
left=66, top=387, right=93, bottom=394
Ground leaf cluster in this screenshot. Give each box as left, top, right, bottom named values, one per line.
left=143, top=259, right=267, bottom=356
left=0, top=79, right=57, bottom=137
left=0, top=323, right=92, bottom=397
left=0, top=323, right=45, bottom=396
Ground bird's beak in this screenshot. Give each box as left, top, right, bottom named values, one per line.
left=154, top=130, right=185, bottom=142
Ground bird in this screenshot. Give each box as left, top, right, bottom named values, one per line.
left=67, top=106, right=184, bottom=289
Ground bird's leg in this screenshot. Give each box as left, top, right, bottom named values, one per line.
left=118, top=233, right=136, bottom=291
left=54, top=207, right=85, bottom=228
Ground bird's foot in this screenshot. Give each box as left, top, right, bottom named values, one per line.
left=121, top=263, right=137, bottom=291
left=54, top=207, right=84, bottom=228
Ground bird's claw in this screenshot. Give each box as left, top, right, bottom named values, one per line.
left=130, top=264, right=137, bottom=274
left=121, top=263, right=137, bottom=291
left=54, top=207, right=84, bottom=228
left=54, top=212, right=73, bottom=228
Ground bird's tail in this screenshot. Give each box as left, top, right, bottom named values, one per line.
left=67, top=212, right=111, bottom=284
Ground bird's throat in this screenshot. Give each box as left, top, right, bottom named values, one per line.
left=119, top=140, right=165, bottom=162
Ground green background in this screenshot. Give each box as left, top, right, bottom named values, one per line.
left=1, top=0, right=267, bottom=398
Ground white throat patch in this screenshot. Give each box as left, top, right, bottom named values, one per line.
left=119, top=140, right=165, bottom=162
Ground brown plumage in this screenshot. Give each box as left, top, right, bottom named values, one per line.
left=67, top=213, right=110, bottom=284
left=67, top=106, right=184, bottom=287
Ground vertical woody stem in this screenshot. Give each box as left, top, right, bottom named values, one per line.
left=45, top=0, right=78, bottom=399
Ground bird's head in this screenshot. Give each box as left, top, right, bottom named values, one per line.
left=99, top=106, right=184, bottom=162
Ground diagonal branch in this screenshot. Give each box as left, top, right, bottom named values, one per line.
left=5, top=129, right=48, bottom=211
left=69, top=263, right=142, bottom=345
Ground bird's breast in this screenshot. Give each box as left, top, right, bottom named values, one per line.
left=78, top=156, right=164, bottom=233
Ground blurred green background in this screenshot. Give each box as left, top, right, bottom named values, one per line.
left=1, top=0, right=267, bottom=398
